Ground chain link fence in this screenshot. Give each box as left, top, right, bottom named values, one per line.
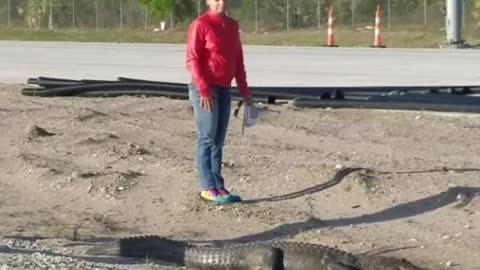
left=0, top=0, right=477, bottom=32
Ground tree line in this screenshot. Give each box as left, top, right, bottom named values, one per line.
left=1, top=0, right=479, bottom=30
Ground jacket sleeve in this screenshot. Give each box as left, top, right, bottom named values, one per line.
left=186, top=20, right=210, bottom=97
left=234, top=24, right=251, bottom=98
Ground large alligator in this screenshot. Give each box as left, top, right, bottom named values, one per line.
left=86, top=235, right=427, bottom=270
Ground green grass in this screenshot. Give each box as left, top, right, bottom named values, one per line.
left=0, top=26, right=478, bottom=48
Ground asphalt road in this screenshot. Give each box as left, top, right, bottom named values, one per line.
left=1, top=41, right=479, bottom=87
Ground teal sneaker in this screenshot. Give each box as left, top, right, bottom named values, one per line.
left=199, top=189, right=229, bottom=205
left=217, top=188, right=242, bottom=203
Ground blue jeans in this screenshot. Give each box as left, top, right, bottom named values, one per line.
left=189, top=83, right=232, bottom=190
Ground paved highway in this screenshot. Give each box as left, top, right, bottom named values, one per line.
left=1, top=41, right=479, bottom=86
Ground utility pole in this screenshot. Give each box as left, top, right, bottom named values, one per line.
left=48, top=0, right=53, bottom=31
left=145, top=6, right=148, bottom=30
left=317, top=0, right=320, bottom=29
left=424, top=0, right=428, bottom=25
left=351, top=0, right=355, bottom=26
left=445, top=0, right=464, bottom=48
left=7, top=0, right=10, bottom=27
left=72, top=0, right=76, bottom=29
left=120, top=0, right=123, bottom=30
left=286, top=0, right=290, bottom=32
left=387, top=0, right=391, bottom=28
left=255, top=0, right=258, bottom=33
left=95, top=0, right=99, bottom=31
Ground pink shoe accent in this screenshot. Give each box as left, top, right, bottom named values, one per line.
left=217, top=188, right=230, bottom=196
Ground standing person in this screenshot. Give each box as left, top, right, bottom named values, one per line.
left=186, top=0, right=252, bottom=205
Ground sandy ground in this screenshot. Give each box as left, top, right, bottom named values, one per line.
left=0, top=84, right=479, bottom=270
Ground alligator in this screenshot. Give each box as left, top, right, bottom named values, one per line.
left=86, top=235, right=427, bottom=270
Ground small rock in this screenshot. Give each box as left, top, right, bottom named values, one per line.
left=335, top=164, right=343, bottom=170
left=117, top=186, right=125, bottom=191
left=465, top=224, right=472, bottom=229
left=223, top=161, right=235, bottom=168
left=26, top=125, right=56, bottom=138
left=442, top=234, right=450, bottom=240
left=240, top=177, right=250, bottom=183
left=351, top=204, right=361, bottom=209
left=408, top=238, right=417, bottom=242
left=445, top=261, right=453, bottom=267
left=257, top=103, right=269, bottom=110
left=414, top=115, right=422, bottom=120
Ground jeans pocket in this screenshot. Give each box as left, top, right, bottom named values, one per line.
left=188, top=83, right=198, bottom=102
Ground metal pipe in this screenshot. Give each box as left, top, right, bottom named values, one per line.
left=292, top=97, right=480, bottom=113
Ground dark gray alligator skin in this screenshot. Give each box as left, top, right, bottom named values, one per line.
left=87, top=235, right=427, bottom=270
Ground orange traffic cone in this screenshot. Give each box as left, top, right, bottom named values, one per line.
left=325, top=4, right=338, bottom=47
left=371, top=4, right=386, bottom=48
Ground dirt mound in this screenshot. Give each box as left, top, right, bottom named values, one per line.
left=1, top=84, right=480, bottom=269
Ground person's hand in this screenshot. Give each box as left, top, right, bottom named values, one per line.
left=243, top=95, right=253, bottom=105
left=200, top=96, right=213, bottom=112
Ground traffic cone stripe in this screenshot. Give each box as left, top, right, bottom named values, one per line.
left=326, top=4, right=337, bottom=47
left=372, top=4, right=385, bottom=48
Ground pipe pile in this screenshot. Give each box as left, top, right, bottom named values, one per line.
left=22, top=76, right=480, bottom=113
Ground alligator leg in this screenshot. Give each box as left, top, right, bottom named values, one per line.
left=326, top=262, right=363, bottom=270
left=243, top=247, right=284, bottom=270
left=358, top=255, right=427, bottom=270
left=185, top=246, right=284, bottom=270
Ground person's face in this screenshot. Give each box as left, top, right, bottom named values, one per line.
left=206, top=0, right=227, bottom=15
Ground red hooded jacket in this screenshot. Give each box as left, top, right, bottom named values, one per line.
left=186, top=10, right=250, bottom=98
